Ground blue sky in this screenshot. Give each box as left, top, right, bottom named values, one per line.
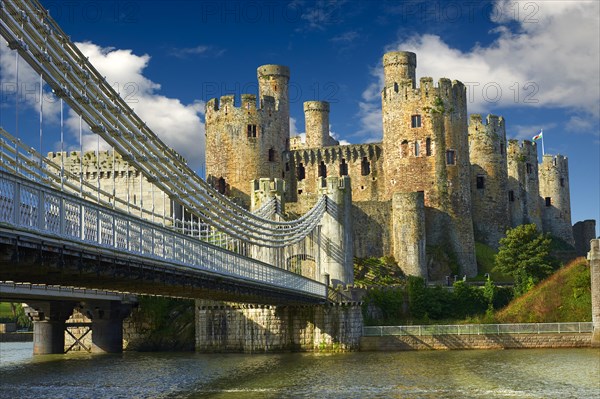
left=0, top=0, right=598, bottom=234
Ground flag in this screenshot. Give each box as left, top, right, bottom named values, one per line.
left=532, top=130, right=543, bottom=141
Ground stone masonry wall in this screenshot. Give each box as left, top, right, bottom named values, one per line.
left=360, top=333, right=592, bottom=351
left=195, top=301, right=363, bottom=352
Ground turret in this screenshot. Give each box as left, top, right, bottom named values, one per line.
left=304, top=101, right=330, bottom=148
left=468, top=114, right=508, bottom=248
left=257, top=64, right=290, bottom=134
left=383, top=51, right=416, bottom=89
left=539, top=154, right=574, bottom=245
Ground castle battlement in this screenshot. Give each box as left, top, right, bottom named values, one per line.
left=291, top=143, right=382, bottom=165
left=205, top=94, right=277, bottom=116
left=541, top=154, right=569, bottom=172
left=508, top=139, right=537, bottom=157
left=382, top=76, right=466, bottom=107
left=469, top=114, right=505, bottom=135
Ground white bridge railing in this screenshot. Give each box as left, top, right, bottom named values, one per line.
left=0, top=171, right=327, bottom=299
left=363, top=322, right=594, bottom=336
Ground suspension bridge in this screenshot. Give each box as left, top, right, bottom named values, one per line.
left=0, top=0, right=354, bottom=354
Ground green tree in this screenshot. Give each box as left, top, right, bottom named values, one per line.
left=494, top=224, right=558, bottom=296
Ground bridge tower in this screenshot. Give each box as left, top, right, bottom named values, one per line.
left=381, top=51, right=476, bottom=277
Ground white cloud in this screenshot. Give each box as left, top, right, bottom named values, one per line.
left=356, top=0, right=600, bottom=141
left=0, top=41, right=206, bottom=171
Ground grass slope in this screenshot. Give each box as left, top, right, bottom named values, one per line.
left=495, top=257, right=591, bottom=323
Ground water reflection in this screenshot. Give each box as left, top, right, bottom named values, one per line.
left=1, top=343, right=598, bottom=399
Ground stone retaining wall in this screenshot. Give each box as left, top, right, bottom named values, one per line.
left=196, top=302, right=363, bottom=353
left=360, top=333, right=592, bottom=351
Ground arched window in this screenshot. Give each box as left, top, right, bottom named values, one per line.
left=268, top=148, right=276, bottom=162
left=415, top=141, right=420, bottom=157
left=361, top=157, right=371, bottom=176
left=297, top=163, right=305, bottom=181
left=339, top=159, right=348, bottom=176
left=318, top=161, right=327, bottom=178
left=217, top=177, right=226, bottom=194
left=401, top=140, right=409, bottom=157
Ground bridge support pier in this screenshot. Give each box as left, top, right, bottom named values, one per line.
left=83, top=301, right=134, bottom=353
left=590, top=239, right=600, bottom=347
left=25, top=301, right=76, bottom=355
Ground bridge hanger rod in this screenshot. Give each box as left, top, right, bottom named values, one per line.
left=1, top=4, right=328, bottom=245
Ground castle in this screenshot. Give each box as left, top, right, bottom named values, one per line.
left=48, top=51, right=576, bottom=282
left=204, top=51, right=575, bottom=279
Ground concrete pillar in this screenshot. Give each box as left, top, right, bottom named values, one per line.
left=392, top=192, right=427, bottom=278
left=318, top=176, right=353, bottom=287
left=25, top=301, right=75, bottom=355
left=589, top=239, right=600, bottom=346
left=83, top=300, right=133, bottom=353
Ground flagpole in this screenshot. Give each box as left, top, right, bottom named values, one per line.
left=541, top=129, right=545, bottom=155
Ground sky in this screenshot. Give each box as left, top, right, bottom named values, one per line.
left=0, top=0, right=598, bottom=234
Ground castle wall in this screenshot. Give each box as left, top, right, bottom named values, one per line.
left=573, top=220, right=597, bottom=257
left=507, top=140, right=542, bottom=230
left=539, top=154, right=575, bottom=245
left=468, top=114, right=509, bottom=248
left=287, top=143, right=384, bottom=204
left=47, top=151, right=174, bottom=220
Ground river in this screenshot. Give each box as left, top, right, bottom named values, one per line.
left=0, top=342, right=598, bottom=398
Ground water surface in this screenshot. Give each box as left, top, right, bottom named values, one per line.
left=1, top=342, right=598, bottom=398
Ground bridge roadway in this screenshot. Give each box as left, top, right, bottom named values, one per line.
left=0, top=171, right=328, bottom=305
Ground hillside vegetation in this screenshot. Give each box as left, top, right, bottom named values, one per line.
left=494, top=257, right=591, bottom=323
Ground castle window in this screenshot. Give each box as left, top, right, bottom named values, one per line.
left=247, top=124, right=257, bottom=138
left=297, top=163, right=305, bottom=181
left=560, top=178, right=564, bottom=187
left=339, top=159, right=348, bottom=176
left=415, top=141, right=420, bottom=157
left=426, top=138, right=432, bottom=156
left=545, top=197, right=551, bottom=207
left=476, top=175, right=485, bottom=189
left=285, top=162, right=290, bottom=171
left=361, top=157, right=371, bottom=176
left=526, top=163, right=533, bottom=174
left=411, top=115, right=422, bottom=128
left=500, top=143, right=504, bottom=155
left=217, top=177, right=226, bottom=194
left=401, top=140, right=409, bottom=157
left=508, top=190, right=515, bottom=202
left=268, top=148, right=276, bottom=162
left=446, top=150, right=456, bottom=165
left=394, top=82, right=398, bottom=93
left=318, top=161, right=327, bottom=178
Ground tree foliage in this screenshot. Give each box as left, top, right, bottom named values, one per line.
left=494, top=224, right=559, bottom=296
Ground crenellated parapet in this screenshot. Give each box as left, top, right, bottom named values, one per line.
left=291, top=143, right=382, bottom=165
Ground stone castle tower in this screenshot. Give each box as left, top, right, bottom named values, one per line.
left=539, top=154, right=574, bottom=245
left=468, top=114, right=509, bottom=248
left=507, top=140, right=542, bottom=229
left=205, top=65, right=290, bottom=207
left=380, top=51, right=476, bottom=277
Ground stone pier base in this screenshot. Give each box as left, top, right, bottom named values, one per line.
left=589, top=239, right=600, bottom=347
left=195, top=301, right=363, bottom=353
